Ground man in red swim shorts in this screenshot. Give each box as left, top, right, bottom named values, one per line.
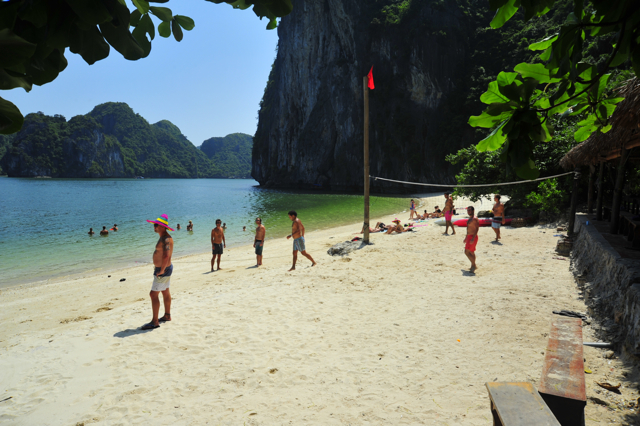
left=464, top=206, right=479, bottom=273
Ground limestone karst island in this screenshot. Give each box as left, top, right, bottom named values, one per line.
left=1, top=0, right=640, bottom=424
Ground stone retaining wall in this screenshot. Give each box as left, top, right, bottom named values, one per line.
left=571, top=214, right=640, bottom=355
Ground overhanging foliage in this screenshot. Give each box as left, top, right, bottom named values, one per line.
left=471, top=0, right=640, bottom=178
left=0, top=0, right=293, bottom=135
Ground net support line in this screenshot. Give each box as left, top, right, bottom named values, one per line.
left=370, top=171, right=575, bottom=188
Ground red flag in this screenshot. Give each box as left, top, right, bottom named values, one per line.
left=367, top=66, right=375, bottom=90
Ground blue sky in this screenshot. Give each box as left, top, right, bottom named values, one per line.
left=5, top=1, right=279, bottom=146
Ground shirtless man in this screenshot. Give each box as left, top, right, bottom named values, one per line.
left=409, top=199, right=417, bottom=220
left=464, top=206, right=479, bottom=273
left=443, top=194, right=456, bottom=235
left=186, top=220, right=193, bottom=231
left=386, top=219, right=409, bottom=234
left=100, top=226, right=108, bottom=236
left=286, top=210, right=316, bottom=271
left=88, top=228, right=95, bottom=235
left=211, top=219, right=226, bottom=271
left=254, top=217, right=266, bottom=266
left=112, top=224, right=118, bottom=231
left=143, top=213, right=174, bottom=330
left=491, top=195, right=506, bottom=241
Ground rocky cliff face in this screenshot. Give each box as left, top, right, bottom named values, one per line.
left=3, top=114, right=127, bottom=178
left=253, top=0, right=483, bottom=191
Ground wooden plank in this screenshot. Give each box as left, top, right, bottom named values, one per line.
left=539, top=317, right=586, bottom=402
left=486, top=382, right=560, bottom=426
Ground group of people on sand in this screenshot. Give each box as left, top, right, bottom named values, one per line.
left=88, top=224, right=118, bottom=236
left=140, top=210, right=317, bottom=330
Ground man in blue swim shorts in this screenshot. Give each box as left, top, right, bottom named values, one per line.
left=286, top=210, right=316, bottom=271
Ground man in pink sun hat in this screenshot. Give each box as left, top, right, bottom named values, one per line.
left=142, top=214, right=174, bottom=330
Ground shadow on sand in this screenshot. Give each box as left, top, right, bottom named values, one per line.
left=113, top=328, right=155, bottom=338
left=461, top=269, right=476, bottom=277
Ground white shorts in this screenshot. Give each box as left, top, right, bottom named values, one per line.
left=151, top=275, right=171, bottom=292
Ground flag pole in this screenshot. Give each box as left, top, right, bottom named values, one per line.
left=363, top=76, right=370, bottom=244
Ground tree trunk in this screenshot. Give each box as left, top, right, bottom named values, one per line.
left=568, top=168, right=580, bottom=236
left=610, top=149, right=630, bottom=234
left=587, top=165, right=596, bottom=214
left=596, top=162, right=604, bottom=221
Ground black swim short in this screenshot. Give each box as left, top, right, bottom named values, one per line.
left=212, top=243, right=223, bottom=255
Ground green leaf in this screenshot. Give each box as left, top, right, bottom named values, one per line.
left=64, top=0, right=113, bottom=25
left=158, top=21, right=171, bottom=38
left=69, top=25, right=110, bottom=65
left=132, top=0, right=150, bottom=14
left=0, top=29, right=37, bottom=68
left=490, top=0, right=518, bottom=29
left=99, top=1, right=145, bottom=60
left=514, top=62, right=561, bottom=83
left=529, top=34, right=558, bottom=51
left=574, top=116, right=598, bottom=142
left=266, top=17, right=278, bottom=30
left=174, top=15, right=195, bottom=31
left=0, top=96, right=24, bottom=134
left=514, top=159, right=540, bottom=179
left=0, top=68, right=32, bottom=91
left=130, top=10, right=142, bottom=26
left=150, top=6, right=172, bottom=22
left=476, top=120, right=508, bottom=151
left=480, top=81, right=510, bottom=104
left=469, top=106, right=514, bottom=128
left=171, top=19, right=183, bottom=41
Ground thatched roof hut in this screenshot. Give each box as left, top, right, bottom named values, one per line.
left=560, top=77, right=640, bottom=170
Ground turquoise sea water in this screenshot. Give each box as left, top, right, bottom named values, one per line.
left=0, top=178, right=412, bottom=287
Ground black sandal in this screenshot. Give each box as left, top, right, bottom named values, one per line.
left=159, top=314, right=171, bottom=323
left=141, top=322, right=160, bottom=330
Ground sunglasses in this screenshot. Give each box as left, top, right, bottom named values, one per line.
left=153, top=223, right=159, bottom=227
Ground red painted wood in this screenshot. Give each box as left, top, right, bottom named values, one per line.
left=539, top=317, right=586, bottom=402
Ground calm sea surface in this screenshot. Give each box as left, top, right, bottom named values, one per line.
left=0, top=178, right=412, bottom=287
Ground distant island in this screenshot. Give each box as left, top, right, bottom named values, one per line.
left=0, top=102, right=252, bottom=179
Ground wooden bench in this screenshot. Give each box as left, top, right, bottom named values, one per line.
left=538, top=317, right=586, bottom=426
left=485, top=382, right=560, bottom=426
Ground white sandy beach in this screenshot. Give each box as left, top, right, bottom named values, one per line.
left=1, top=209, right=638, bottom=425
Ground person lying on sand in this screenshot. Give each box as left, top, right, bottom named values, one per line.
left=359, top=222, right=387, bottom=234
left=429, top=206, right=443, bottom=218
left=385, top=219, right=412, bottom=234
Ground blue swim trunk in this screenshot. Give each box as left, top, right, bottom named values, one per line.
left=293, top=236, right=306, bottom=252
left=255, top=241, right=264, bottom=255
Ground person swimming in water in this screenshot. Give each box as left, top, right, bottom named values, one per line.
left=100, top=226, right=109, bottom=236
left=88, top=228, right=95, bottom=235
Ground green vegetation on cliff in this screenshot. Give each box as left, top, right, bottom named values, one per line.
left=1, top=103, right=252, bottom=179
left=199, top=133, right=253, bottom=178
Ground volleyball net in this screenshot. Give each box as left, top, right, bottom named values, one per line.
left=366, top=170, right=576, bottom=219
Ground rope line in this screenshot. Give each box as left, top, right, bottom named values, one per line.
left=370, top=171, right=575, bottom=188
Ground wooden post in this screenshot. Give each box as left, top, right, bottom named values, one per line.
left=363, top=76, right=371, bottom=244
left=596, top=162, right=604, bottom=221
left=587, top=165, right=596, bottom=214
left=610, top=149, right=630, bottom=234
left=568, top=168, right=580, bottom=237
